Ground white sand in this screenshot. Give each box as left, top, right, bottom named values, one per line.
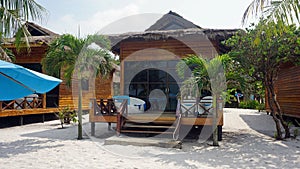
left=0, top=108, right=299, bottom=169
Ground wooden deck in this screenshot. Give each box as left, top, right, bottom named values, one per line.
left=89, top=98, right=224, bottom=140
left=90, top=113, right=223, bottom=126
left=0, top=108, right=59, bottom=117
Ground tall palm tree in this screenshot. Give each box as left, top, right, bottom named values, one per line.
left=243, top=0, right=300, bottom=25
left=0, top=0, right=46, bottom=61
left=42, top=34, right=113, bottom=139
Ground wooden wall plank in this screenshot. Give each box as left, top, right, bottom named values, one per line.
left=272, top=65, right=300, bottom=118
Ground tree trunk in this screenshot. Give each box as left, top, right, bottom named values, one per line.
left=269, top=84, right=290, bottom=138
left=212, top=94, right=219, bottom=146
left=266, top=82, right=283, bottom=139
left=77, top=79, right=83, bottom=140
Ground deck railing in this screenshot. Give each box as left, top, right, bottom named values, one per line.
left=0, top=96, right=43, bottom=111
left=90, top=98, right=128, bottom=135
left=180, top=97, right=213, bottom=117
left=116, top=99, right=128, bottom=135
left=93, top=99, right=118, bottom=116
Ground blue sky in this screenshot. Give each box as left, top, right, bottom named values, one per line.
left=36, top=0, right=254, bottom=36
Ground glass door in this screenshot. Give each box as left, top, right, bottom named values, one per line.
left=127, top=68, right=179, bottom=112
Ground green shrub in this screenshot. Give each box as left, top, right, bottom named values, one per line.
left=56, top=106, right=77, bottom=128
left=239, top=100, right=259, bottom=109
left=256, top=103, right=265, bottom=111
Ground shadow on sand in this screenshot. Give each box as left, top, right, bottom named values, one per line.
left=149, top=131, right=299, bottom=169
left=20, top=122, right=115, bottom=140
left=0, top=139, right=63, bottom=158
left=240, top=111, right=276, bottom=137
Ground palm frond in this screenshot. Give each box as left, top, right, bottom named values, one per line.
left=266, top=0, right=300, bottom=24
left=243, top=0, right=300, bottom=25
left=242, top=0, right=271, bottom=25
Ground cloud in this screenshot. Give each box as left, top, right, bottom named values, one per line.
left=52, top=3, right=140, bottom=36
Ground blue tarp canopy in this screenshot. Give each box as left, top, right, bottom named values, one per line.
left=0, top=60, right=62, bottom=101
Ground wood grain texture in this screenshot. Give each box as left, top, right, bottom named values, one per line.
left=266, top=65, right=300, bottom=118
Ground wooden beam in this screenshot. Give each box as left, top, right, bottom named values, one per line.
left=90, top=115, right=118, bottom=123
left=181, top=116, right=223, bottom=126
left=0, top=108, right=59, bottom=117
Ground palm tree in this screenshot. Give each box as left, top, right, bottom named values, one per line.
left=243, top=0, right=300, bottom=25
left=177, top=55, right=231, bottom=146
left=42, top=34, right=113, bottom=139
left=0, top=0, right=46, bottom=61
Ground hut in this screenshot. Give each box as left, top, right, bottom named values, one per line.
left=0, top=22, right=118, bottom=123
left=0, top=22, right=60, bottom=121
left=90, top=11, right=240, bottom=140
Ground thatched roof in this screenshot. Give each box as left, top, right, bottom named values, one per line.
left=4, top=22, right=59, bottom=46
left=146, top=11, right=201, bottom=31
left=108, top=28, right=241, bottom=55
left=25, top=22, right=59, bottom=36
left=108, top=10, right=242, bottom=55
left=4, top=35, right=59, bottom=46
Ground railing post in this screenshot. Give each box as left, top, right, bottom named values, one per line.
left=0, top=101, right=2, bottom=112
left=116, top=113, right=121, bottom=136
left=42, top=94, right=46, bottom=109
left=108, top=99, right=112, bottom=115
left=125, top=99, right=128, bottom=116
left=23, top=97, right=27, bottom=109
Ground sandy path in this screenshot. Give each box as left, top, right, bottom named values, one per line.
left=0, top=108, right=299, bottom=169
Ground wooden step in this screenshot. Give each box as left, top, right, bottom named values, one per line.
left=125, top=120, right=175, bottom=125
left=124, top=124, right=175, bottom=129
left=126, top=116, right=176, bottom=122
left=120, top=130, right=173, bottom=134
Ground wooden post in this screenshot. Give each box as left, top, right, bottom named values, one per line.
left=217, top=96, right=223, bottom=141
left=116, top=113, right=121, bottom=136
left=91, top=122, right=95, bottom=136
left=42, top=114, right=45, bottom=123
left=20, top=116, right=23, bottom=125
left=42, top=94, right=46, bottom=109
left=23, top=98, right=26, bottom=109
left=0, top=101, right=2, bottom=112
left=108, top=122, right=112, bottom=131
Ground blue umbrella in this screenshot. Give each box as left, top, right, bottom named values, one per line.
left=0, top=60, right=62, bottom=101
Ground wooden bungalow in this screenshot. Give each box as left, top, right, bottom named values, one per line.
left=0, top=22, right=118, bottom=124
left=90, top=11, right=239, bottom=140
left=0, top=22, right=60, bottom=121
